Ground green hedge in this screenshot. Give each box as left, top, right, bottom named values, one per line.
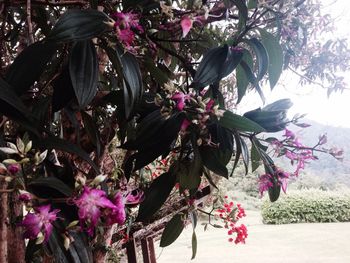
left=261, top=189, right=350, bottom=224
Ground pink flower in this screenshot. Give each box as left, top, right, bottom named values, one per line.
left=171, top=92, right=190, bottom=111
left=19, top=204, right=59, bottom=242
left=181, top=16, right=193, bottom=38
left=125, top=189, right=144, bottom=205
left=258, top=174, right=273, bottom=197
left=74, top=187, right=116, bottom=236
left=105, top=192, right=126, bottom=226
left=7, top=164, right=20, bottom=175
left=283, top=128, right=295, bottom=139
left=113, top=12, right=143, bottom=33
left=118, top=29, right=135, bottom=47
left=18, top=190, right=32, bottom=202
left=277, top=170, right=289, bottom=193
left=205, top=99, right=215, bottom=112
left=180, top=119, right=191, bottom=131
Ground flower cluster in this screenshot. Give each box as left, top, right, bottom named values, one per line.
left=113, top=11, right=143, bottom=49
left=258, top=168, right=289, bottom=197
left=19, top=204, right=60, bottom=243
left=216, top=197, right=248, bottom=244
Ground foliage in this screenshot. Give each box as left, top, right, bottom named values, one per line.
left=261, top=189, right=350, bottom=224
left=0, top=0, right=347, bottom=261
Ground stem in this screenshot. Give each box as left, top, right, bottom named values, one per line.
left=26, top=0, right=34, bottom=44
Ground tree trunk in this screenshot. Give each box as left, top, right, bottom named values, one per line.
left=0, top=182, right=8, bottom=263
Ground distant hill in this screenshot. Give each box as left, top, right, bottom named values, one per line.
left=272, top=119, right=350, bottom=187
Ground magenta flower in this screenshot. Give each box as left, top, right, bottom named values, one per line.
left=283, top=128, right=295, bottom=139
left=180, top=119, right=191, bottom=131
left=125, top=189, right=144, bottom=205
left=276, top=169, right=289, bottom=193
left=171, top=92, right=190, bottom=111
left=181, top=16, right=193, bottom=38
left=18, top=190, right=32, bottom=202
left=113, top=11, right=143, bottom=47
left=74, top=187, right=116, bottom=236
left=19, top=204, right=59, bottom=242
left=105, top=192, right=126, bottom=226
left=258, top=174, right=273, bottom=197
left=7, top=163, right=20, bottom=175
left=118, top=29, right=135, bottom=47
left=205, top=99, right=215, bottom=112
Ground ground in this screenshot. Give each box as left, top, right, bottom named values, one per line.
left=155, top=211, right=350, bottom=263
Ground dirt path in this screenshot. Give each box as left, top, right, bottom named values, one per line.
left=154, top=211, right=350, bottom=263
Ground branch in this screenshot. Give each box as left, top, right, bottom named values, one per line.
left=9, top=0, right=88, bottom=6
left=26, top=0, right=34, bottom=44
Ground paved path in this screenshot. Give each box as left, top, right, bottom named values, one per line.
left=155, top=211, right=350, bottom=263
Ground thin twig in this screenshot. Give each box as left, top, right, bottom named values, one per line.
left=26, top=0, right=34, bottom=44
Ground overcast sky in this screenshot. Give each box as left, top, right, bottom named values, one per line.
left=240, top=0, right=350, bottom=128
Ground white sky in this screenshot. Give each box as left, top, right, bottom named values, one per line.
left=240, top=0, right=350, bottom=128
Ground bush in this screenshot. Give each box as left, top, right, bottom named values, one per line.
left=261, top=189, right=350, bottom=224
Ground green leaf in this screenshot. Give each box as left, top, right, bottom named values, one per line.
left=244, top=38, right=269, bottom=80
left=47, top=9, right=110, bottom=43
left=191, top=231, right=197, bottom=260
left=251, top=142, right=261, bottom=172
left=259, top=29, right=284, bottom=89
left=34, top=136, right=99, bottom=173
left=69, top=40, right=98, bottom=108
left=144, top=57, right=169, bottom=86
left=5, top=42, right=58, bottom=95
left=28, top=177, right=73, bottom=197
left=136, top=172, right=176, bottom=222
left=219, top=110, right=265, bottom=132
left=239, top=136, right=249, bottom=175
left=177, top=156, right=202, bottom=191
left=231, top=132, right=242, bottom=176
left=236, top=49, right=253, bottom=104
left=200, top=147, right=230, bottom=178
left=268, top=183, right=281, bottom=202
left=160, top=214, right=184, bottom=247
left=247, top=0, right=257, bottom=9
left=231, top=0, right=248, bottom=32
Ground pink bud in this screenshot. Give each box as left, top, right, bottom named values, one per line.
left=8, top=164, right=20, bottom=175
left=181, top=16, right=193, bottom=38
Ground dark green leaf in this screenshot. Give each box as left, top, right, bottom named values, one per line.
left=259, top=29, right=284, bottom=89
left=34, top=136, right=99, bottom=173
left=32, top=97, right=51, bottom=127
left=47, top=9, right=110, bottom=43
left=177, top=157, right=202, bottom=191
left=52, top=66, right=75, bottom=112
left=219, top=110, right=265, bottom=132
left=137, top=172, right=176, bottom=222
left=69, top=40, right=98, bottom=108
left=28, top=177, right=73, bottom=197
left=245, top=38, right=269, bottom=80
left=81, top=111, right=101, bottom=157
left=237, top=136, right=249, bottom=174
left=120, top=50, right=143, bottom=118
left=220, top=47, right=244, bottom=79
left=247, top=0, right=257, bottom=9
left=200, top=147, right=230, bottom=178
left=231, top=0, right=248, bottom=32
left=236, top=49, right=253, bottom=104
left=191, top=231, right=197, bottom=260
left=5, top=42, right=58, bottom=95
left=144, top=57, right=170, bottom=86
left=251, top=142, right=261, bottom=172
left=160, top=214, right=184, bottom=247
left=193, top=45, right=229, bottom=90
left=263, top=98, right=293, bottom=111
left=231, top=132, right=242, bottom=176
left=268, top=183, right=281, bottom=202
left=239, top=60, right=265, bottom=103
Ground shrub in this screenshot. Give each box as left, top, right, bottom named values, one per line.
left=261, top=189, right=350, bottom=224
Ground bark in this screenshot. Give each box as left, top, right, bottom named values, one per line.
left=0, top=182, right=8, bottom=263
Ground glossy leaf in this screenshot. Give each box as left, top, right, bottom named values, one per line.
left=193, top=45, right=229, bottom=90
left=268, top=183, right=281, bottom=202
left=52, top=66, right=75, bottom=112
left=69, top=40, right=98, bottom=108
left=231, top=132, right=242, bottom=176
left=160, top=214, right=185, bottom=247
left=251, top=142, right=261, bottom=172
left=81, top=111, right=101, bottom=157
left=219, top=110, right=265, bottom=132
left=245, top=38, right=269, bottom=80
left=247, top=0, right=257, bottom=9
left=232, top=0, right=248, bottom=32
left=47, top=9, right=110, bottom=43
left=236, top=50, right=253, bottom=104
left=5, top=42, right=57, bottom=95
left=239, top=136, right=249, bottom=175
left=34, top=136, right=99, bottom=173
left=136, top=172, right=176, bottom=222
left=259, top=29, right=284, bottom=89
left=191, top=231, right=197, bottom=260
left=28, top=177, right=73, bottom=198
left=119, top=50, right=143, bottom=118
